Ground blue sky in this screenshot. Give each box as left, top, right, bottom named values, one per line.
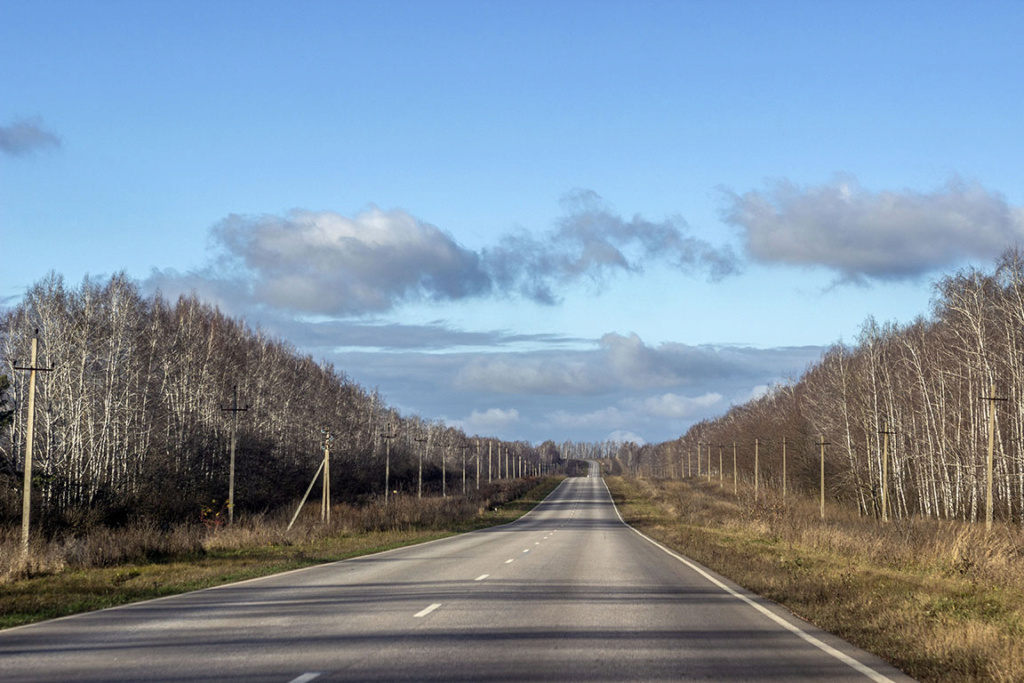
left=3, top=0, right=1024, bottom=444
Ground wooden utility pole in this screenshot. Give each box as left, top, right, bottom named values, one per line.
left=414, top=435, right=427, bottom=498
left=982, top=384, right=1006, bottom=531
left=381, top=424, right=396, bottom=503
left=488, top=440, right=493, bottom=483
left=475, top=439, right=481, bottom=490
left=321, top=429, right=333, bottom=524
left=707, top=443, right=712, bottom=483
left=14, top=332, right=51, bottom=558
left=221, top=386, right=249, bottom=525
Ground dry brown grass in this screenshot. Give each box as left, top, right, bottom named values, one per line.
left=608, top=475, right=1024, bottom=683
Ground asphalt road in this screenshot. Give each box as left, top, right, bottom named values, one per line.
left=0, top=466, right=915, bottom=682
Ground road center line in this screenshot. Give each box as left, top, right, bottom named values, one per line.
left=414, top=603, right=442, bottom=618
left=505, top=559, right=515, bottom=564
left=475, top=574, right=489, bottom=581
left=288, top=674, right=321, bottom=683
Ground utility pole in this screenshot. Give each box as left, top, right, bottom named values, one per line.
left=321, top=429, right=333, bottom=524
left=414, top=434, right=427, bottom=498
left=982, top=384, right=1007, bottom=531
left=381, top=424, right=396, bottom=503
left=475, top=439, right=481, bottom=490
left=221, top=386, right=249, bottom=525
left=14, top=331, right=52, bottom=558
left=488, top=440, right=493, bottom=483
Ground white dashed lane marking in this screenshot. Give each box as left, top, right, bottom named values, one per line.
left=414, top=603, right=442, bottom=618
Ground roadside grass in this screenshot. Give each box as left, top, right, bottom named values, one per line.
left=606, top=475, right=1024, bottom=683
left=0, top=476, right=564, bottom=630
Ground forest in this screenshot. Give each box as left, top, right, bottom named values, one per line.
left=9, top=247, right=1024, bottom=534
left=0, top=272, right=593, bottom=532
left=624, top=248, right=1024, bottom=526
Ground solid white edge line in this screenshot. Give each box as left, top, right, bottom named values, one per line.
left=598, top=478, right=895, bottom=683
left=414, top=603, right=442, bottom=618
left=287, top=674, right=321, bottom=683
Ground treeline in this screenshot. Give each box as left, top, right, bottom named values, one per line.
left=628, top=248, right=1024, bottom=525
left=0, top=273, right=562, bottom=530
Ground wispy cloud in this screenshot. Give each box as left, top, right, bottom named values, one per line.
left=315, top=331, right=822, bottom=443
left=148, top=191, right=740, bottom=317
left=484, top=189, right=740, bottom=303
left=545, top=391, right=722, bottom=443
left=723, top=175, right=1024, bottom=283
left=278, top=319, right=582, bottom=352
left=451, top=408, right=521, bottom=436
left=0, top=117, right=61, bottom=156
left=624, top=392, right=723, bottom=419
left=455, top=333, right=819, bottom=396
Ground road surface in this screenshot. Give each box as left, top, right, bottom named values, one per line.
left=0, top=465, right=914, bottom=681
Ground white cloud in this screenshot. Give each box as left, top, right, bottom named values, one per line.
left=606, top=430, right=646, bottom=446
left=148, top=190, right=740, bottom=317
left=723, top=175, right=1024, bottom=282
left=545, top=391, right=725, bottom=444
left=738, top=384, right=770, bottom=403
left=628, top=392, right=723, bottom=419
left=211, top=207, right=491, bottom=315
left=549, top=406, right=627, bottom=430
left=452, top=408, right=521, bottom=436
left=455, top=353, right=606, bottom=395
left=455, top=332, right=820, bottom=396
